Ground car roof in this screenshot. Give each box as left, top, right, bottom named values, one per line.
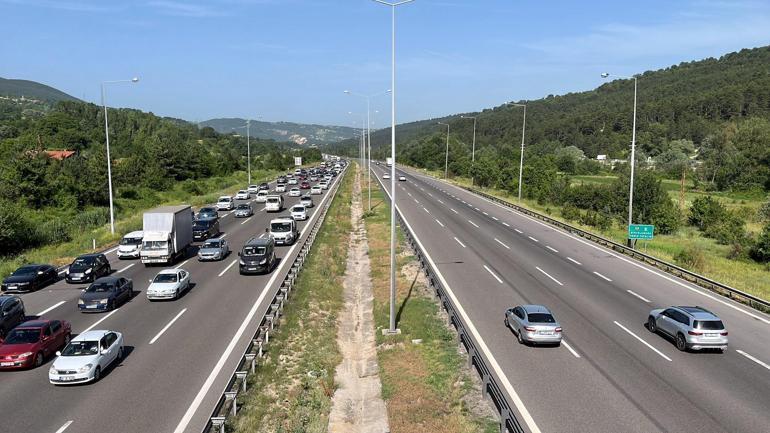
left=76, top=253, right=104, bottom=259
left=675, top=306, right=720, bottom=320
left=73, top=330, right=111, bottom=341
left=157, top=269, right=182, bottom=275
left=203, top=237, right=224, bottom=243
left=245, top=237, right=272, bottom=246
left=17, top=319, right=53, bottom=328
left=292, top=205, right=305, bottom=209
left=17, top=264, right=48, bottom=270
left=92, top=276, right=122, bottom=284
left=0, top=294, right=21, bottom=302
left=521, top=305, right=552, bottom=314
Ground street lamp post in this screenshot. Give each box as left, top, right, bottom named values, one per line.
left=372, top=0, right=414, bottom=334
left=438, top=122, right=450, bottom=179
left=236, top=116, right=261, bottom=186
left=507, top=103, right=527, bottom=202
left=460, top=115, right=476, bottom=185
left=101, top=77, right=139, bottom=235
left=602, top=73, right=638, bottom=248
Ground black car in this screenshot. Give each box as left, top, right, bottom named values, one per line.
left=197, top=207, right=219, bottom=221
left=258, top=182, right=270, bottom=191
left=0, top=295, right=25, bottom=337
left=65, top=254, right=111, bottom=284
left=193, top=218, right=220, bottom=241
left=2, top=264, right=58, bottom=293
left=78, top=276, right=133, bottom=312
left=238, top=237, right=276, bottom=275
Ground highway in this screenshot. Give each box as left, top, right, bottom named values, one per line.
left=0, top=170, right=345, bottom=433
left=372, top=163, right=770, bottom=433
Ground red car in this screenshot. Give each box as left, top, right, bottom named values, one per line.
left=300, top=181, right=310, bottom=189
left=0, top=319, right=71, bottom=369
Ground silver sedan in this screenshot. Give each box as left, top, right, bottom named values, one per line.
left=146, top=269, right=191, bottom=300
left=505, top=305, right=562, bottom=346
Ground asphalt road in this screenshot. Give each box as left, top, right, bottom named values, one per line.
left=371, top=163, right=770, bottom=433
left=0, top=170, right=345, bottom=433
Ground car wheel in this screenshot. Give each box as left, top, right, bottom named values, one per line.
left=109, top=301, right=115, bottom=311
left=174, top=289, right=179, bottom=300
left=516, top=330, right=524, bottom=345
left=34, top=352, right=44, bottom=367
left=647, top=317, right=657, bottom=333
left=676, top=333, right=688, bottom=352
left=117, top=347, right=124, bottom=361
left=504, top=317, right=509, bottom=328
left=93, top=366, right=101, bottom=382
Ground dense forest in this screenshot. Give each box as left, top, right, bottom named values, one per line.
left=331, top=46, right=770, bottom=264
left=0, top=98, right=320, bottom=257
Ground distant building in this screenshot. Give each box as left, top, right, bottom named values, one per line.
left=596, top=154, right=607, bottom=161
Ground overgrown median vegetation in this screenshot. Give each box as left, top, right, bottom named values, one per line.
left=362, top=179, right=498, bottom=433
left=230, top=167, right=352, bottom=433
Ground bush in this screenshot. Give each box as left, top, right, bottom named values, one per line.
left=71, top=208, right=110, bottom=232
left=758, top=200, right=770, bottom=222
left=0, top=201, right=37, bottom=255
left=561, top=204, right=581, bottom=221
left=750, top=224, right=770, bottom=263
left=689, top=196, right=726, bottom=230
left=181, top=179, right=203, bottom=195
left=37, top=219, right=71, bottom=245
left=702, top=212, right=748, bottom=245
left=118, top=187, right=140, bottom=200
left=674, top=245, right=707, bottom=272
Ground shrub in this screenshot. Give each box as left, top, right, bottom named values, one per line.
left=181, top=179, right=203, bottom=195
left=37, top=219, right=71, bottom=245
left=750, top=224, right=770, bottom=263
left=758, top=200, right=770, bottom=222
left=118, top=187, right=140, bottom=200
left=674, top=245, right=707, bottom=272
left=702, top=212, right=748, bottom=245
left=561, top=204, right=581, bottom=222
left=71, top=208, right=110, bottom=231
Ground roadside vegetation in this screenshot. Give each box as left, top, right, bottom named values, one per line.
left=231, top=167, right=353, bottom=433
left=362, top=180, right=499, bottom=433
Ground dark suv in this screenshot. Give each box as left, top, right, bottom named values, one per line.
left=196, top=207, right=219, bottom=221
left=238, top=238, right=276, bottom=275
left=65, top=253, right=111, bottom=284
left=193, top=218, right=220, bottom=241
left=0, top=295, right=26, bottom=337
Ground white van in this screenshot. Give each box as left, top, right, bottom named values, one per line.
left=269, top=217, right=298, bottom=245
left=265, top=195, right=283, bottom=212
left=117, top=231, right=144, bottom=259
left=216, top=196, right=234, bottom=211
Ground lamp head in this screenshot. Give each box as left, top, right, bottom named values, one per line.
left=600, top=73, right=610, bottom=79
left=131, top=77, right=139, bottom=83
left=344, top=90, right=350, bottom=94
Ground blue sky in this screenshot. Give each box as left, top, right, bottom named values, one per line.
left=2, top=0, right=770, bottom=127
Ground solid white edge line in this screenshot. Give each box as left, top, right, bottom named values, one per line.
left=536, top=266, right=563, bottom=286
left=372, top=172, right=542, bottom=433
left=54, top=420, right=74, bottom=433
left=175, top=258, right=192, bottom=270
left=172, top=171, right=343, bottom=433
left=36, top=301, right=66, bottom=317
left=626, top=290, right=651, bottom=303
left=81, top=308, right=120, bottom=334
left=593, top=271, right=612, bottom=282
left=116, top=263, right=135, bottom=274
left=435, top=219, right=445, bottom=228
left=567, top=257, right=582, bottom=265
left=562, top=340, right=581, bottom=358
left=613, top=321, right=672, bottom=362
left=468, top=220, right=480, bottom=228
left=454, top=237, right=467, bottom=248
left=149, top=308, right=188, bottom=345
left=483, top=265, right=504, bottom=284
left=736, top=350, right=770, bottom=371
left=494, top=238, right=511, bottom=250
left=546, top=246, right=559, bottom=253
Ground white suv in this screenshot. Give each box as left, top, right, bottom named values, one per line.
left=216, top=196, right=234, bottom=211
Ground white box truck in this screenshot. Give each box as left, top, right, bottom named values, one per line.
left=386, top=157, right=393, bottom=167
left=141, top=205, right=193, bottom=265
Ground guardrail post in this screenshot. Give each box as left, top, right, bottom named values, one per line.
left=225, top=391, right=238, bottom=416
left=210, top=416, right=226, bottom=433
left=245, top=353, right=257, bottom=374
left=236, top=371, right=248, bottom=392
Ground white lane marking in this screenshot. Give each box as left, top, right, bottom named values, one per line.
left=562, top=340, right=581, bottom=358
left=451, top=208, right=458, bottom=214
left=536, top=267, right=563, bottom=286
left=58, top=269, right=67, bottom=275
left=172, top=172, right=344, bottom=433
left=567, top=257, right=582, bottom=265
left=54, top=421, right=74, bottom=433
left=427, top=192, right=433, bottom=197
left=414, top=199, right=420, bottom=204
left=241, top=217, right=252, bottom=225
left=492, top=216, right=499, bottom=221
left=82, top=308, right=121, bottom=334
left=593, top=271, right=613, bottom=282
left=483, top=211, right=488, bottom=216
left=435, top=219, right=445, bottom=228
left=474, top=207, right=480, bottom=211
left=528, top=236, right=539, bottom=243
left=736, top=350, right=770, bottom=371
left=219, top=233, right=228, bottom=239
left=116, top=263, right=135, bottom=273
left=259, top=233, right=265, bottom=238
left=483, top=265, right=504, bottom=284
left=437, top=199, right=444, bottom=204
left=494, top=238, right=511, bottom=250
left=626, top=290, right=651, bottom=303
left=149, top=308, right=187, bottom=345
left=407, top=192, right=412, bottom=197
left=546, top=246, right=559, bottom=253
left=175, top=258, right=192, bottom=270
left=218, top=259, right=238, bottom=277
left=36, top=301, right=66, bottom=317
left=454, top=237, right=466, bottom=248
left=502, top=222, right=510, bottom=227
left=106, top=247, right=119, bottom=254
left=514, top=229, right=523, bottom=234
left=468, top=220, right=480, bottom=228
left=423, top=207, right=430, bottom=214
left=614, top=321, right=672, bottom=361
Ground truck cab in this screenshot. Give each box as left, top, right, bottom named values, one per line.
left=269, top=217, right=298, bottom=246
left=117, top=231, right=144, bottom=259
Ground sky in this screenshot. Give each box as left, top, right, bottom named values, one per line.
left=2, top=0, right=770, bottom=128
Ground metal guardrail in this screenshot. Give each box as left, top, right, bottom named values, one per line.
left=372, top=172, right=526, bottom=433
left=459, top=186, right=770, bottom=314
left=200, top=167, right=347, bottom=433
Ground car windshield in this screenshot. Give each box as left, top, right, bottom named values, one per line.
left=200, top=208, right=216, bottom=213
left=61, top=341, right=99, bottom=356
left=120, top=237, right=142, bottom=246
left=12, top=266, right=38, bottom=276
left=293, top=206, right=305, bottom=212
left=271, top=222, right=292, bottom=232
left=267, top=198, right=279, bottom=203
left=86, top=282, right=115, bottom=293
left=143, top=240, right=167, bottom=250
left=218, top=198, right=231, bottom=203
left=4, top=328, right=41, bottom=344
left=527, top=313, right=556, bottom=324
left=193, top=221, right=211, bottom=230
left=154, top=273, right=178, bottom=283
left=693, top=320, right=724, bottom=330
left=202, top=240, right=221, bottom=248
left=243, top=246, right=267, bottom=256
left=72, top=258, right=94, bottom=267
left=237, top=205, right=250, bottom=210
left=238, top=190, right=247, bottom=194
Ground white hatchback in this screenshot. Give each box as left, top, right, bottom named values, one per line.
left=255, top=190, right=268, bottom=203
left=291, top=205, right=308, bottom=221
left=310, top=185, right=322, bottom=195
left=49, top=330, right=124, bottom=385
left=288, top=188, right=301, bottom=197
left=235, top=190, right=250, bottom=200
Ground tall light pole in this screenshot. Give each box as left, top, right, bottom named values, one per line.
left=372, top=0, right=414, bottom=334
left=236, top=116, right=261, bottom=185
left=602, top=72, right=638, bottom=248
left=438, top=122, right=450, bottom=179
left=345, top=89, right=390, bottom=211
left=508, top=103, right=527, bottom=202
left=101, top=77, right=139, bottom=235
left=460, top=115, right=476, bottom=186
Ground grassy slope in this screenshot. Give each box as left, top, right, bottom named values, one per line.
left=417, top=168, right=770, bottom=302
left=362, top=176, right=498, bottom=433
left=231, top=168, right=353, bottom=433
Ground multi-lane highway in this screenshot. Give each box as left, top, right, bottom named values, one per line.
left=372, top=163, right=770, bottom=433
left=1, top=170, right=345, bottom=433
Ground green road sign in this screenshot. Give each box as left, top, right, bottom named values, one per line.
left=629, top=224, right=654, bottom=240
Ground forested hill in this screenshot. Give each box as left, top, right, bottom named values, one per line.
left=333, top=45, right=770, bottom=191
left=0, top=77, right=80, bottom=103
left=201, top=117, right=358, bottom=145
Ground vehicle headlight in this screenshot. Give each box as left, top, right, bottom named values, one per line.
left=99, top=299, right=109, bottom=304
left=77, top=363, right=93, bottom=373
left=85, top=268, right=92, bottom=275
left=78, top=299, right=84, bottom=304
left=65, top=269, right=70, bottom=275
left=259, top=258, right=267, bottom=265
left=239, top=260, right=246, bottom=265
left=19, top=352, right=34, bottom=358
